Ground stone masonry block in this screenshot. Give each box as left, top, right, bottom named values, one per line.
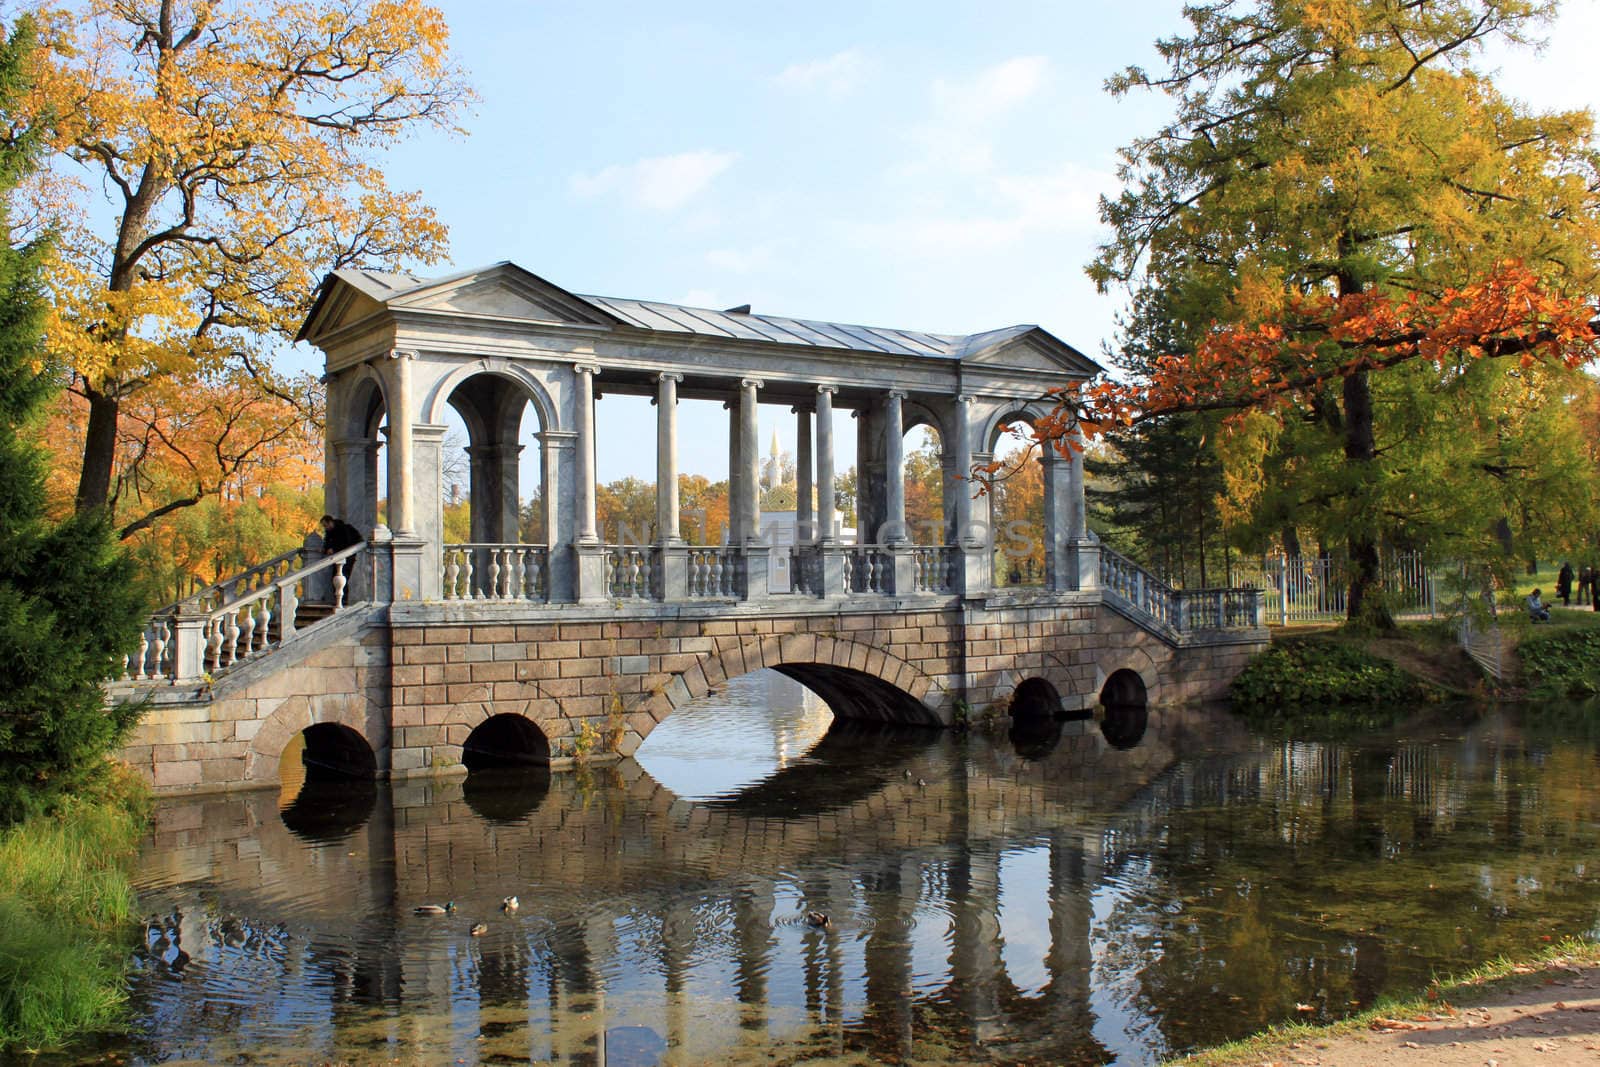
left=470, top=625, right=517, bottom=643
left=700, top=655, right=726, bottom=689
left=423, top=627, right=471, bottom=644
left=515, top=624, right=558, bottom=641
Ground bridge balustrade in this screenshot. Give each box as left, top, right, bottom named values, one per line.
left=442, top=544, right=549, bottom=602
left=124, top=544, right=367, bottom=684
left=605, top=546, right=656, bottom=599
left=844, top=546, right=893, bottom=595
left=1099, top=545, right=1265, bottom=635
left=688, top=547, right=741, bottom=598
left=913, top=546, right=957, bottom=594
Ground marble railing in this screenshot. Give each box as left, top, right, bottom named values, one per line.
left=124, top=543, right=368, bottom=684
left=1099, top=545, right=1263, bottom=633
left=442, top=544, right=549, bottom=602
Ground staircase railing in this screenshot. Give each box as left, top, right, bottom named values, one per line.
left=123, top=543, right=369, bottom=684
left=1099, top=545, right=1263, bottom=635
left=152, top=546, right=307, bottom=617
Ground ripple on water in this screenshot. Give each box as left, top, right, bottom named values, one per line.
left=100, top=700, right=1600, bottom=1067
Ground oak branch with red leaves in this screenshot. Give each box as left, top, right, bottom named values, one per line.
left=1028, top=265, right=1600, bottom=455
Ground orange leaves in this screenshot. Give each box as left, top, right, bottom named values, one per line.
left=1037, top=263, right=1598, bottom=451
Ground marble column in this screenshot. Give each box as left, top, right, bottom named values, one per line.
left=573, top=363, right=599, bottom=543
left=816, top=386, right=836, bottom=543
left=1067, top=425, right=1087, bottom=540
left=727, top=399, right=742, bottom=543
left=656, top=372, right=682, bottom=543
left=952, top=395, right=974, bottom=545
left=884, top=389, right=907, bottom=545
left=1042, top=447, right=1071, bottom=591
left=795, top=405, right=814, bottom=542
left=383, top=350, right=415, bottom=536
left=740, top=378, right=763, bottom=545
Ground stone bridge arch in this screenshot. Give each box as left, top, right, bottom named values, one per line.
left=245, top=689, right=386, bottom=786
left=628, top=632, right=945, bottom=748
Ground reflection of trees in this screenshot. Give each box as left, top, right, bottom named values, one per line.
left=1096, top=725, right=1600, bottom=1054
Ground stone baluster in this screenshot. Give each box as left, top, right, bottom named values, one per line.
left=223, top=612, right=240, bottom=666
left=462, top=552, right=477, bottom=600
left=488, top=550, right=502, bottom=600
left=134, top=628, right=150, bottom=681
left=239, top=605, right=257, bottom=657
left=443, top=549, right=459, bottom=599
left=332, top=560, right=348, bottom=610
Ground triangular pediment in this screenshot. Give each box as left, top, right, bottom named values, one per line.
left=388, top=263, right=621, bottom=327
left=297, top=273, right=396, bottom=343
left=960, top=326, right=1101, bottom=379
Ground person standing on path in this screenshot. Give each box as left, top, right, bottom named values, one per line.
left=1557, top=562, right=1574, bottom=607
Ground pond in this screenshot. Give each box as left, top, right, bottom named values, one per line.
left=67, top=678, right=1600, bottom=1064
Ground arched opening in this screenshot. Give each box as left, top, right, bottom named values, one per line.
left=903, top=423, right=944, bottom=546
left=988, top=417, right=1046, bottom=588
left=1100, top=670, right=1150, bottom=750
left=440, top=372, right=551, bottom=599
left=301, top=722, right=378, bottom=780
left=1009, top=677, right=1063, bottom=757
left=1100, top=669, right=1148, bottom=709
left=327, top=376, right=388, bottom=541
left=463, top=713, right=551, bottom=771
left=276, top=726, right=378, bottom=841
left=1010, top=677, right=1062, bottom=723
left=635, top=666, right=942, bottom=810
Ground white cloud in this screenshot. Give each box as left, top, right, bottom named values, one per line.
left=570, top=150, right=738, bottom=211
left=932, top=55, right=1050, bottom=123
left=847, top=160, right=1113, bottom=254
left=898, top=56, right=1053, bottom=180
left=775, top=49, right=868, bottom=97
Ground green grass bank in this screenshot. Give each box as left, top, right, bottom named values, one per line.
left=0, top=765, right=148, bottom=1052
left=1169, top=938, right=1600, bottom=1066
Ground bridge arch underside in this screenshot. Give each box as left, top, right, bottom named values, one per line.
left=767, top=663, right=938, bottom=726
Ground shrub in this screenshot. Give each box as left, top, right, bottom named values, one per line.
left=1518, top=629, right=1600, bottom=698
left=1231, top=639, right=1435, bottom=714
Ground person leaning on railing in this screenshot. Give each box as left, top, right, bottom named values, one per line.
left=320, top=515, right=362, bottom=555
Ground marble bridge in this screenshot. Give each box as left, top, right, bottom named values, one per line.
left=113, top=263, right=1267, bottom=794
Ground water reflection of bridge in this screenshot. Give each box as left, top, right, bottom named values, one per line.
left=135, top=705, right=1255, bottom=1065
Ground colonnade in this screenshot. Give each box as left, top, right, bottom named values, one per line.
left=324, top=352, right=1093, bottom=606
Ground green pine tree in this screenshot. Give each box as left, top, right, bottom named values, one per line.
left=0, top=17, right=147, bottom=824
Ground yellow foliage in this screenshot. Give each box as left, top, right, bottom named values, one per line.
left=21, top=0, right=473, bottom=522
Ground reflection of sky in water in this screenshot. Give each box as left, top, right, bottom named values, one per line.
left=634, top=668, right=833, bottom=799
left=998, top=843, right=1052, bottom=996
left=96, top=705, right=1600, bottom=1067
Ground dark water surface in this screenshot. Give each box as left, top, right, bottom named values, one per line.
left=91, top=679, right=1600, bottom=1064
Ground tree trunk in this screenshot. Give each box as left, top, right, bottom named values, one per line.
left=75, top=383, right=119, bottom=514
left=1282, top=525, right=1302, bottom=558
left=1341, top=369, right=1393, bottom=629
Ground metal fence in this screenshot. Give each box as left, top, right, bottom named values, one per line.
left=1231, top=551, right=1442, bottom=625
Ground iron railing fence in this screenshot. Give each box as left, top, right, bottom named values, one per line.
left=1231, top=551, right=1445, bottom=625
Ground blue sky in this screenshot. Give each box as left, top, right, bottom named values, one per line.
left=311, top=1, right=1600, bottom=486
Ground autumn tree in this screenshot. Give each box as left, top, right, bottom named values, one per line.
left=1088, top=287, right=1232, bottom=587
left=26, top=0, right=470, bottom=534
left=1056, top=0, right=1600, bottom=624
left=0, top=17, right=145, bottom=821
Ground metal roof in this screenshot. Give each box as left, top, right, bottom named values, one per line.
left=315, top=265, right=1094, bottom=372
left=580, top=295, right=975, bottom=360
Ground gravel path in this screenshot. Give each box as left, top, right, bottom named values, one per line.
left=1216, top=962, right=1600, bottom=1066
